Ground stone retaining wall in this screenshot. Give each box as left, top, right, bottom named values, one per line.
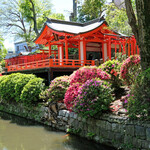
left=0, top=102, right=150, bottom=150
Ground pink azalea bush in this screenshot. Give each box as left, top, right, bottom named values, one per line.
left=40, top=76, right=70, bottom=102
left=120, top=55, right=141, bottom=86
left=73, top=79, right=114, bottom=118
left=70, top=66, right=110, bottom=85
left=64, top=83, right=81, bottom=111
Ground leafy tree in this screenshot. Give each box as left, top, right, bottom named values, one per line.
left=124, top=0, right=150, bottom=70
left=105, top=3, right=132, bottom=35
left=0, top=0, right=65, bottom=42
left=77, top=0, right=106, bottom=23
left=0, top=35, right=7, bottom=61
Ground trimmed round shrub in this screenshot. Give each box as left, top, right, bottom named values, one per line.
left=99, top=59, right=122, bottom=89
left=120, top=55, right=141, bottom=86
left=70, top=66, right=110, bottom=85
left=20, top=78, right=45, bottom=106
left=64, top=83, right=81, bottom=111
left=128, top=68, right=150, bottom=119
left=73, top=79, right=114, bottom=118
left=0, top=73, right=22, bottom=101
left=14, top=74, right=36, bottom=102
left=40, top=76, right=70, bottom=103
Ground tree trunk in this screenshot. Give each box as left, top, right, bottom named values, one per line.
left=125, top=0, right=150, bottom=70
left=29, top=0, right=39, bottom=36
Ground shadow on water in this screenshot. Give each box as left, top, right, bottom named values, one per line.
left=0, top=111, right=116, bottom=150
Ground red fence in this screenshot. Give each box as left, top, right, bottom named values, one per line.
left=6, top=59, right=95, bottom=72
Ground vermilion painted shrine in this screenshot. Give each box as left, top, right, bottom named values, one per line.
left=4, top=17, right=139, bottom=83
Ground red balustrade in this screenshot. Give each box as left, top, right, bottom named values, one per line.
left=6, top=59, right=95, bottom=72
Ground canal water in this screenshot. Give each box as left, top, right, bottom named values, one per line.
left=0, top=112, right=115, bottom=150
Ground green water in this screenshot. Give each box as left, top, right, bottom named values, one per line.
left=0, top=112, right=115, bottom=150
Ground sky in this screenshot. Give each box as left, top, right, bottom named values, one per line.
left=4, top=0, right=111, bottom=51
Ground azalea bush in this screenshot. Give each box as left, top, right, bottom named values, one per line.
left=73, top=79, right=114, bottom=118
left=128, top=68, right=150, bottom=119
left=120, top=55, right=141, bottom=86
left=64, top=83, right=81, bottom=111
left=40, top=76, right=70, bottom=103
left=99, top=59, right=122, bottom=90
left=70, top=66, right=110, bottom=85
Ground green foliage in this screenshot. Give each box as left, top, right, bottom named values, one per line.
left=77, top=0, right=105, bottom=22
left=40, top=76, right=70, bottom=103
left=128, top=68, right=150, bottom=120
left=0, top=73, right=22, bottom=101
left=73, top=79, right=114, bottom=118
left=14, top=74, right=36, bottom=102
left=50, top=13, right=65, bottom=20
left=0, top=35, right=7, bottom=61
left=20, top=77, right=45, bottom=106
left=105, top=3, right=132, bottom=35
left=116, top=52, right=127, bottom=62
left=99, top=59, right=122, bottom=90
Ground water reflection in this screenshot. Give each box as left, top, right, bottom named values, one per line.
left=0, top=112, right=115, bottom=150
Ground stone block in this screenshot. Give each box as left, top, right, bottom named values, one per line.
left=135, top=126, right=146, bottom=140
left=96, top=120, right=106, bottom=129
left=106, top=122, right=112, bottom=131
left=63, top=117, right=68, bottom=122
left=77, top=116, right=81, bottom=121
left=73, top=113, right=78, bottom=119
left=126, top=125, right=134, bottom=136
left=112, top=123, right=119, bottom=132
left=146, top=128, right=150, bottom=141
left=115, top=133, right=124, bottom=143
left=65, top=111, right=69, bottom=118
left=68, top=118, right=74, bottom=125
left=70, top=112, right=74, bottom=118
left=124, top=135, right=132, bottom=144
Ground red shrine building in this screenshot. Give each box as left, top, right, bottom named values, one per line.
left=4, top=17, right=139, bottom=83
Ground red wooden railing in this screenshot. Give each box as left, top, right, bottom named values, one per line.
left=6, top=59, right=95, bottom=72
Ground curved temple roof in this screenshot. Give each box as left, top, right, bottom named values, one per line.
left=46, top=17, right=106, bottom=35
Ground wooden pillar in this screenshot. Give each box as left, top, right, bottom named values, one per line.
left=83, top=39, right=86, bottom=61
left=131, top=40, right=134, bottom=55
left=49, top=44, right=52, bottom=57
left=123, top=41, right=126, bottom=55
left=58, top=45, right=63, bottom=65
left=128, top=41, right=130, bottom=57
left=78, top=41, right=81, bottom=60
left=102, top=42, right=104, bottom=62
left=65, top=39, right=68, bottom=59
left=104, top=42, right=108, bottom=62
left=115, top=42, right=117, bottom=59
left=108, top=37, right=111, bottom=60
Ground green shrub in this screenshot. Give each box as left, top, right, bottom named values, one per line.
left=40, top=76, right=70, bottom=103
left=0, top=73, right=22, bottom=101
left=128, top=68, right=150, bottom=119
left=73, top=79, right=114, bottom=118
left=99, top=59, right=122, bottom=90
left=14, top=74, right=36, bottom=102
left=20, top=78, right=45, bottom=106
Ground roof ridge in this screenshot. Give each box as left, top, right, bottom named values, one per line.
left=46, top=16, right=105, bottom=26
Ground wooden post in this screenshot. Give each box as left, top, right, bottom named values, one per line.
left=65, top=39, right=68, bottom=59
left=108, top=37, right=111, bottom=60
left=83, top=39, right=86, bottom=61
left=49, top=44, right=51, bottom=57
left=115, top=42, right=117, bottom=59
left=102, top=42, right=104, bottom=62
left=78, top=41, right=81, bottom=60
